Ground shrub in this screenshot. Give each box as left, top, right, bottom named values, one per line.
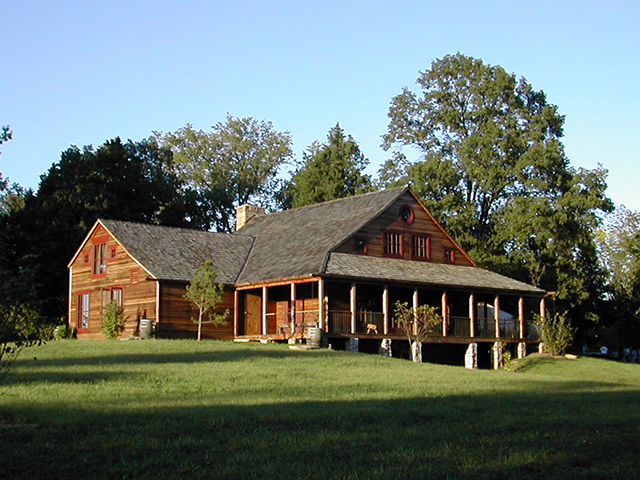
left=535, top=311, right=574, bottom=356
left=101, top=302, right=125, bottom=339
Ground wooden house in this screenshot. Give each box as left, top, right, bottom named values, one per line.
left=68, top=186, right=546, bottom=367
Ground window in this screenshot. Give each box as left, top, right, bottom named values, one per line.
left=444, top=249, right=456, bottom=263
left=400, top=206, right=414, bottom=225
left=77, top=293, right=90, bottom=330
left=102, top=287, right=123, bottom=309
left=83, top=252, right=90, bottom=266
left=354, top=238, right=368, bottom=254
left=109, top=245, right=118, bottom=261
left=413, top=235, right=430, bottom=260
left=93, top=243, right=107, bottom=276
left=384, top=231, right=403, bottom=257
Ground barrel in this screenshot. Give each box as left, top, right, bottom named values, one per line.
left=306, top=327, right=322, bottom=348
left=139, top=319, right=154, bottom=339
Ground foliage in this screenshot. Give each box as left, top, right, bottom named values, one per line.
left=3, top=340, right=640, bottom=479
left=381, top=53, right=613, bottom=332
left=100, top=301, right=125, bottom=339
left=0, top=136, right=206, bottom=329
left=393, top=301, right=442, bottom=361
left=282, top=123, right=373, bottom=208
left=55, top=323, right=76, bottom=340
left=159, top=115, right=293, bottom=232
left=0, top=303, right=43, bottom=385
left=184, top=261, right=229, bottom=341
left=535, top=310, right=575, bottom=356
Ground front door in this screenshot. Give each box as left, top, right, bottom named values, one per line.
left=244, top=291, right=262, bottom=335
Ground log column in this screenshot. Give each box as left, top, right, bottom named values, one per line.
left=469, top=293, right=476, bottom=338
left=290, top=283, right=296, bottom=331
left=413, top=288, right=419, bottom=336
left=262, top=286, right=268, bottom=336
left=350, top=283, right=357, bottom=334
left=441, top=291, right=448, bottom=336
left=383, top=286, right=389, bottom=335
left=518, top=297, right=525, bottom=339
left=318, top=278, right=325, bottom=331
left=494, top=295, right=500, bottom=338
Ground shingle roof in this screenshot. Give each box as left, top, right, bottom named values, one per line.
left=325, top=253, right=545, bottom=294
left=100, top=219, right=254, bottom=283
left=234, top=187, right=409, bottom=284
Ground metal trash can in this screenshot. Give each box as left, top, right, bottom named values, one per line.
left=139, top=319, right=154, bottom=339
left=306, top=327, right=322, bottom=348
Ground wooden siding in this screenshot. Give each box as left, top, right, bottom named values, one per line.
left=69, top=225, right=157, bottom=339
left=333, top=190, right=474, bottom=267
left=157, top=282, right=235, bottom=340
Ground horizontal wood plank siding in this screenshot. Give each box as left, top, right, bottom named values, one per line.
left=158, top=282, right=235, bottom=340
left=333, top=191, right=474, bottom=267
left=69, top=225, right=156, bottom=339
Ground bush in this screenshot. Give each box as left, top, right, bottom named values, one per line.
left=101, top=302, right=125, bottom=339
left=535, top=311, right=574, bottom=356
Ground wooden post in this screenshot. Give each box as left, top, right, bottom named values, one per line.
left=469, top=293, right=476, bottom=338
left=233, top=290, right=239, bottom=337
left=441, top=291, right=448, bottom=336
left=262, top=286, right=268, bottom=336
left=290, top=283, right=296, bottom=332
left=494, top=295, right=500, bottom=338
left=413, top=288, right=419, bottom=336
left=318, top=278, right=325, bottom=331
left=350, top=283, right=356, bottom=334
left=383, top=286, right=389, bottom=335
left=518, top=297, right=525, bottom=339
left=540, top=297, right=546, bottom=321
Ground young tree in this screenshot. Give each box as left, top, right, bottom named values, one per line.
left=535, top=311, right=574, bottom=356
left=159, top=115, right=293, bottom=232
left=382, top=53, right=612, bottom=333
left=393, top=301, right=442, bottom=362
left=283, top=123, right=373, bottom=208
left=184, top=261, right=229, bottom=341
left=100, top=301, right=126, bottom=340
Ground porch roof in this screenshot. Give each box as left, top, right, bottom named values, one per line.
left=324, top=253, right=545, bottom=295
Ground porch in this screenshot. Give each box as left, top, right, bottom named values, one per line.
left=234, top=278, right=544, bottom=344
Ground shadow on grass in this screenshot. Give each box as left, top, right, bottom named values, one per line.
left=1, top=387, right=639, bottom=480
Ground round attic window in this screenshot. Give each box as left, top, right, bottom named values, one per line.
left=400, top=206, right=414, bottom=225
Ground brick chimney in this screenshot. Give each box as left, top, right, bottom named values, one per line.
left=236, top=204, right=266, bottom=231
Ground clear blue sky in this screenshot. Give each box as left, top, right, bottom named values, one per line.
left=2, top=0, right=639, bottom=211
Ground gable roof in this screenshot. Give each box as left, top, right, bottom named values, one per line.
left=90, top=220, right=254, bottom=283
left=234, top=187, right=409, bottom=284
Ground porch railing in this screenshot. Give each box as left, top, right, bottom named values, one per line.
left=329, top=311, right=351, bottom=333
left=476, top=318, right=496, bottom=338
left=356, top=311, right=384, bottom=334
left=449, top=317, right=471, bottom=337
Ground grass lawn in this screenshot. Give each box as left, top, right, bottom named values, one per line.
left=1, top=340, right=639, bottom=479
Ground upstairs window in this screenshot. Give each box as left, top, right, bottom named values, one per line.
left=412, top=235, right=430, bottom=260
left=93, top=243, right=107, bottom=276
left=109, top=246, right=118, bottom=261
left=444, top=249, right=456, bottom=263
left=384, top=231, right=403, bottom=258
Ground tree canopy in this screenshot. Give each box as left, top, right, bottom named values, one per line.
left=283, top=123, right=372, bottom=208
left=159, top=115, right=293, bottom=232
left=381, top=53, right=613, bottom=330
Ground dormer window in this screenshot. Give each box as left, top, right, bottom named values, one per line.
left=413, top=235, right=430, bottom=260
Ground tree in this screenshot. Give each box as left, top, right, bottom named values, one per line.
left=159, top=115, right=293, bottom=232
left=1, top=125, right=13, bottom=192
left=100, top=301, right=125, bottom=340
left=283, top=123, right=373, bottom=208
left=0, top=303, right=43, bottom=385
left=393, top=301, right=442, bottom=362
left=184, top=261, right=229, bottom=341
left=382, top=53, right=613, bottom=334
left=0, top=136, right=205, bottom=328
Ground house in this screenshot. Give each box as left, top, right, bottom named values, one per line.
left=68, top=186, right=546, bottom=367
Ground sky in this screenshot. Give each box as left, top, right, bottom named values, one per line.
left=2, top=0, right=639, bottom=212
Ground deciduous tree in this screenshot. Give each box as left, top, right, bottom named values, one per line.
left=184, top=261, right=229, bottom=341
left=159, top=115, right=293, bottom=232
left=382, top=54, right=613, bottom=334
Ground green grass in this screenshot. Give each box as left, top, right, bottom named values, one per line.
left=1, top=340, right=639, bottom=479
